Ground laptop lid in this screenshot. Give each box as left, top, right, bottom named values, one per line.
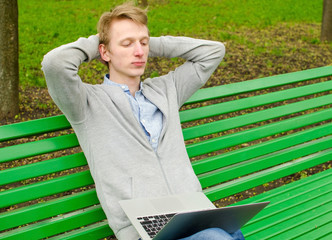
left=119, top=192, right=269, bottom=240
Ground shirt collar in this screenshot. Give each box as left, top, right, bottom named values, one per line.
left=103, top=74, right=143, bottom=93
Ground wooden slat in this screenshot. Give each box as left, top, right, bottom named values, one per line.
left=0, top=115, right=70, bottom=141
left=0, top=189, right=99, bottom=231
left=193, top=123, right=332, bottom=174
left=186, top=108, right=332, bottom=158
left=246, top=191, right=332, bottom=239
left=236, top=168, right=332, bottom=239
left=47, top=221, right=112, bottom=240
left=0, top=171, right=94, bottom=208
left=199, top=136, right=332, bottom=188
left=0, top=134, right=79, bottom=163
left=0, top=152, right=87, bottom=185
left=183, top=93, right=332, bottom=141
left=181, top=79, right=332, bottom=123
left=185, top=66, right=332, bottom=104
left=0, top=205, right=107, bottom=240
left=204, top=148, right=332, bottom=201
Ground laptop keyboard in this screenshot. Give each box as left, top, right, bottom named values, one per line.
left=137, top=213, right=176, bottom=238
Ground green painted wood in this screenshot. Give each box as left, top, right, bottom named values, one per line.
left=180, top=79, right=332, bottom=123
left=0, top=171, right=94, bottom=208
left=0, top=115, right=70, bottom=141
left=0, top=133, right=80, bottom=163
left=242, top=182, right=332, bottom=237
left=183, top=93, right=332, bottom=141
left=0, top=189, right=100, bottom=232
left=199, top=136, right=332, bottom=188
left=296, top=221, right=332, bottom=240
left=1, top=66, right=332, bottom=239
left=185, top=66, right=332, bottom=104
left=186, top=108, right=332, bottom=158
left=0, top=206, right=106, bottom=240
left=204, top=148, right=332, bottom=201
left=47, top=221, right=113, bottom=240
left=0, top=152, right=87, bottom=185
left=246, top=193, right=332, bottom=239
left=192, top=123, right=332, bottom=175
left=236, top=168, right=332, bottom=239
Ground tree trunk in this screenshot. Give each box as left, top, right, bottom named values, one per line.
left=321, top=0, right=332, bottom=42
left=0, top=0, right=19, bottom=120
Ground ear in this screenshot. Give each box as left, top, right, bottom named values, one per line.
left=99, top=43, right=111, bottom=62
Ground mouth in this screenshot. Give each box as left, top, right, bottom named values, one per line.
left=132, top=61, right=146, bottom=67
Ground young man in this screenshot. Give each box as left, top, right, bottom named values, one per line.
left=42, top=2, right=243, bottom=240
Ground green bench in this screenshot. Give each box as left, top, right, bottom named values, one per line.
left=1, top=66, right=332, bottom=240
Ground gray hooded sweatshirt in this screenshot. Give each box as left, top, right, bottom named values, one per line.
left=42, top=35, right=225, bottom=239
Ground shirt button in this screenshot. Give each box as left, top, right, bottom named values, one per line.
left=152, top=138, right=157, bottom=143
left=121, top=86, right=126, bottom=89
left=141, top=119, right=146, bottom=123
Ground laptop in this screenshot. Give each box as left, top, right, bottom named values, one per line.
left=119, top=192, right=269, bottom=240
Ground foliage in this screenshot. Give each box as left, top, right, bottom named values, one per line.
left=18, top=0, right=326, bottom=87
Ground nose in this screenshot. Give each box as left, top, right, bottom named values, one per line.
left=134, top=42, right=144, bottom=57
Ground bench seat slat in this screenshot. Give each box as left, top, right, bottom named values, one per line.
left=0, top=152, right=87, bottom=185
left=193, top=123, right=332, bottom=174
left=243, top=180, right=332, bottom=233
left=199, top=136, right=332, bottom=188
left=0, top=134, right=79, bottom=163
left=204, top=148, right=332, bottom=201
left=296, top=221, right=332, bottom=240
left=187, top=108, right=332, bottom=158
left=246, top=192, right=332, bottom=239
left=185, top=66, right=332, bottom=104
left=242, top=169, right=332, bottom=226
left=180, top=80, right=332, bottom=123
left=183, top=93, right=332, bottom=141
left=0, top=171, right=94, bottom=208
left=0, top=115, right=70, bottom=141
left=0, top=205, right=106, bottom=240
left=234, top=168, right=332, bottom=239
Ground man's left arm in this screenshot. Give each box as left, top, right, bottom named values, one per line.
left=149, top=36, right=225, bottom=106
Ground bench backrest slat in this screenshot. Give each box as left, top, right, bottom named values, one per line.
left=0, top=171, right=93, bottom=208
left=192, top=123, right=332, bottom=174
left=0, top=115, right=70, bottom=142
left=46, top=221, right=112, bottom=240
left=186, top=108, right=332, bottom=158
left=183, top=94, right=332, bottom=141
left=186, top=66, right=332, bottom=104
left=180, top=79, right=332, bottom=123
left=2, top=205, right=106, bottom=240
left=204, top=148, right=332, bottom=201
left=0, top=189, right=99, bottom=232
left=199, top=136, right=332, bottom=188
left=0, top=152, right=87, bottom=185
left=0, top=134, right=79, bottom=163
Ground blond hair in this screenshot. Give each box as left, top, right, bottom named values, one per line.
left=97, top=2, right=148, bottom=47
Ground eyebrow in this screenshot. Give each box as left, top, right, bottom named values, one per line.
left=119, top=36, right=150, bottom=43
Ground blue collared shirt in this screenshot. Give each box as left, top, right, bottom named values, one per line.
left=103, top=74, right=163, bottom=151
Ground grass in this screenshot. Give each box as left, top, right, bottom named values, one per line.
left=18, top=0, right=325, bottom=87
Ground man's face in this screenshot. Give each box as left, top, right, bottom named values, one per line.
left=103, top=18, right=149, bottom=83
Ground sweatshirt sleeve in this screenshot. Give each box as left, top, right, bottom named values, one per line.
left=148, top=36, right=225, bottom=106
left=41, top=35, right=100, bottom=123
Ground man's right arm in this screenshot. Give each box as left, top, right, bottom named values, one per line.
left=41, top=35, right=100, bottom=123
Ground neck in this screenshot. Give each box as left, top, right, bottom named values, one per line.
left=108, top=73, right=140, bottom=96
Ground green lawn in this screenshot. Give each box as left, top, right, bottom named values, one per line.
left=18, top=0, right=325, bottom=87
